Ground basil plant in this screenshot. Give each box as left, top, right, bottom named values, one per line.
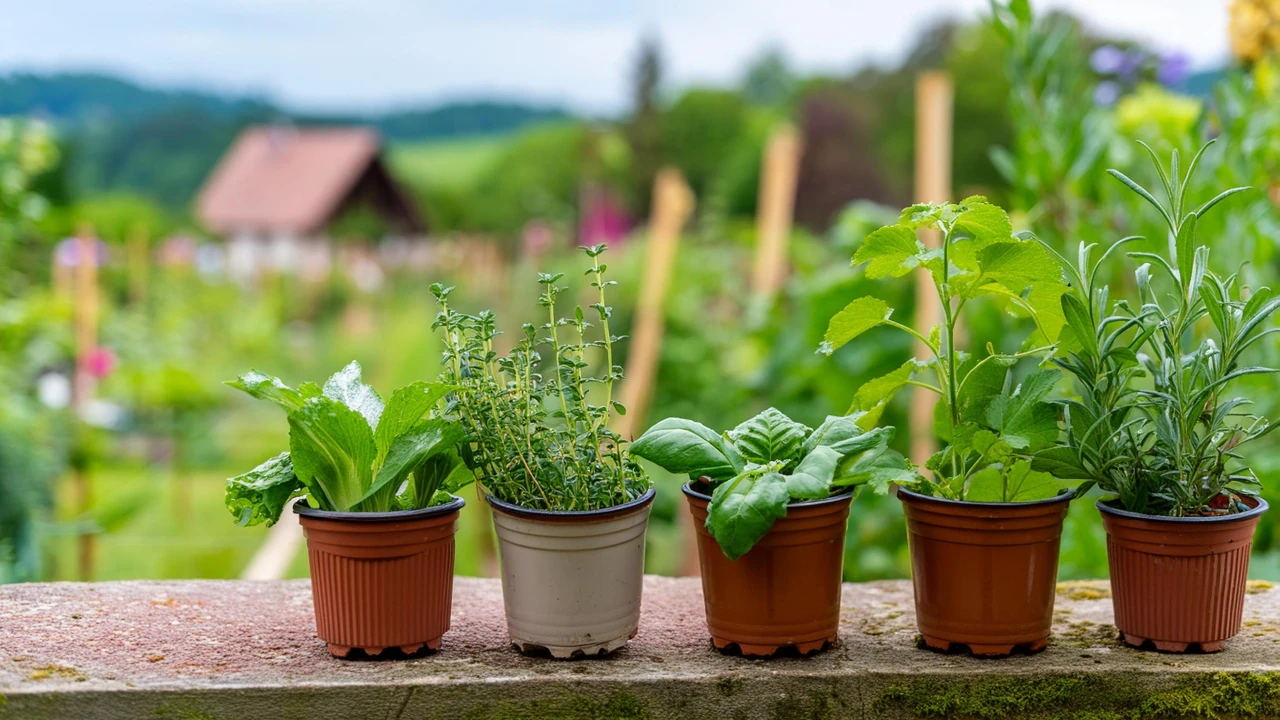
left=630, top=408, right=914, bottom=559
left=224, top=361, right=472, bottom=526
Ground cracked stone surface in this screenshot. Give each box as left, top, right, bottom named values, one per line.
left=1, top=577, right=1279, bottom=719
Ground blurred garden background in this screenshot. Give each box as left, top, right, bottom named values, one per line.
left=4, top=0, right=1280, bottom=584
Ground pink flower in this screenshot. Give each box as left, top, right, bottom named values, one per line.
left=82, top=347, right=116, bottom=379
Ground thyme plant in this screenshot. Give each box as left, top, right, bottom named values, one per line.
left=431, top=244, right=649, bottom=512
left=1041, top=141, right=1280, bottom=516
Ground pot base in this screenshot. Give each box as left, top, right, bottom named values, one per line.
left=711, top=634, right=835, bottom=658
left=327, top=636, right=442, bottom=659
left=1119, top=632, right=1225, bottom=654
left=513, top=628, right=637, bottom=659
left=920, top=634, right=1048, bottom=658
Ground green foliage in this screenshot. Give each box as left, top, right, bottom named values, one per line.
left=1047, top=142, right=1280, bottom=516
left=224, top=361, right=469, bottom=524
left=631, top=408, right=910, bottom=559
left=659, top=89, right=751, bottom=198
left=825, top=197, right=1072, bottom=502
left=431, top=245, right=650, bottom=512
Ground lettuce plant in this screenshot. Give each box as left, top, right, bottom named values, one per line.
left=430, top=245, right=650, bottom=512
left=630, top=408, right=912, bottom=559
left=821, top=197, right=1073, bottom=502
left=224, top=361, right=470, bottom=525
left=1041, top=141, right=1280, bottom=516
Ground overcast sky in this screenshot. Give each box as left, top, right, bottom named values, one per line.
left=0, top=0, right=1230, bottom=114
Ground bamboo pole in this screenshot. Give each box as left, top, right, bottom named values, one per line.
left=613, top=167, right=694, bottom=440
left=750, top=124, right=803, bottom=302
left=72, top=224, right=99, bottom=581
left=910, top=72, right=953, bottom=467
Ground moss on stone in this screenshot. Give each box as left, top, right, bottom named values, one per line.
left=1247, top=580, right=1275, bottom=595
left=1056, top=581, right=1111, bottom=601
left=463, top=691, right=649, bottom=720
left=877, top=672, right=1280, bottom=719
left=26, top=665, right=84, bottom=682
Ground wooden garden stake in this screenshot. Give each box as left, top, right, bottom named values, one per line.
left=910, top=72, right=953, bottom=467
left=72, top=223, right=99, bottom=581
left=750, top=124, right=803, bottom=302
left=613, top=167, right=693, bottom=440
left=126, top=224, right=150, bottom=305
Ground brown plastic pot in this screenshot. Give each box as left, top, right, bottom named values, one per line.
left=1099, top=496, right=1269, bottom=653
left=684, top=483, right=852, bottom=657
left=295, top=496, right=463, bottom=659
left=899, top=486, right=1071, bottom=657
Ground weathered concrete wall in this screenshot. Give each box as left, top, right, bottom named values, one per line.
left=2, top=577, right=1280, bottom=719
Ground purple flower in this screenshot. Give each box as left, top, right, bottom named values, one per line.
left=1094, top=81, right=1121, bottom=107
left=1158, top=52, right=1192, bottom=87
left=1091, top=45, right=1127, bottom=75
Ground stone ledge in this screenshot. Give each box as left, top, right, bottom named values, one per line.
left=2, top=577, right=1280, bottom=719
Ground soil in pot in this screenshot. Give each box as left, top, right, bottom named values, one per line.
left=296, top=497, right=464, bottom=659
left=899, top=486, right=1071, bottom=657
left=485, top=488, right=655, bottom=659
left=684, top=483, right=852, bottom=657
left=1100, top=496, right=1269, bottom=653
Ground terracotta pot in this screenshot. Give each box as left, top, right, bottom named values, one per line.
left=1099, top=497, right=1269, bottom=653
left=684, top=484, right=852, bottom=657
left=485, top=488, right=655, bottom=658
left=899, top=487, right=1070, bottom=657
left=295, top=496, right=464, bottom=659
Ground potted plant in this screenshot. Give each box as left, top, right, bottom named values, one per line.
left=821, top=196, right=1077, bottom=656
left=1044, top=141, right=1279, bottom=652
left=224, top=361, right=471, bottom=658
left=630, top=408, right=912, bottom=656
left=430, top=244, right=654, bottom=659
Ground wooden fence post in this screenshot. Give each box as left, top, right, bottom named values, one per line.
left=72, top=224, right=99, bottom=581
left=910, top=72, right=953, bottom=467
left=750, top=124, right=803, bottom=302
left=613, top=167, right=694, bottom=440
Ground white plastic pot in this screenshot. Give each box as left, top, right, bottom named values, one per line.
left=485, top=488, right=655, bottom=658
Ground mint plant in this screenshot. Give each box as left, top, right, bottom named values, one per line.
left=224, top=361, right=471, bottom=525
left=1041, top=141, right=1280, bottom=516
left=630, top=408, right=912, bottom=559
left=431, top=245, right=650, bottom=512
left=821, top=197, right=1073, bottom=502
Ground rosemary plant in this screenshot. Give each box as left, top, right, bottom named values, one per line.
left=430, top=244, right=649, bottom=512
left=1040, top=141, right=1280, bottom=516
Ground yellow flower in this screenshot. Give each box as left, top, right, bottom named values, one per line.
left=1231, top=0, right=1280, bottom=62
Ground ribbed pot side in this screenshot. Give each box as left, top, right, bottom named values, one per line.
left=295, top=497, right=463, bottom=659
left=486, top=489, right=655, bottom=659
left=899, top=487, right=1070, bottom=657
left=1099, top=497, right=1268, bottom=653
left=684, top=485, right=852, bottom=657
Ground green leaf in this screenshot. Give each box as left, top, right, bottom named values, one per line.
left=728, top=408, right=812, bottom=465
left=706, top=470, right=790, bottom=560
left=1032, top=446, right=1089, bottom=480
left=358, top=419, right=463, bottom=509
left=986, top=370, right=1061, bottom=452
left=1174, top=212, right=1198, bottom=281
left=821, top=297, right=892, bottom=354
left=288, top=396, right=378, bottom=512
left=322, top=360, right=384, bottom=430
left=848, top=360, right=916, bottom=427
left=225, top=452, right=303, bottom=527
left=1004, top=461, right=1063, bottom=502
left=952, top=202, right=1013, bottom=249
left=965, top=466, right=1006, bottom=502
left=629, top=418, right=746, bottom=480
left=1060, top=293, right=1098, bottom=357
left=975, top=240, right=1060, bottom=292
left=375, top=381, right=458, bottom=462
left=803, top=416, right=892, bottom=456
left=409, top=451, right=472, bottom=509
left=226, top=371, right=308, bottom=412
left=853, top=225, right=923, bottom=278
left=834, top=437, right=916, bottom=494
left=785, top=446, right=841, bottom=499
left=957, top=360, right=1007, bottom=424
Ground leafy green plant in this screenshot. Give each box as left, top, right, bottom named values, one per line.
left=821, top=197, right=1074, bottom=502
left=630, top=408, right=912, bottom=559
left=224, top=361, right=470, bottom=525
left=1042, top=141, right=1280, bottom=516
left=430, top=244, right=650, bottom=512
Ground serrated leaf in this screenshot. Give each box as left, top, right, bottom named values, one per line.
left=225, top=452, right=302, bottom=527
left=853, top=225, right=923, bottom=278
left=322, top=360, right=384, bottom=430
left=976, top=241, right=1060, bottom=292
left=833, top=436, right=916, bottom=494
left=821, top=297, right=892, bottom=354
left=964, top=466, right=1006, bottom=502
left=728, top=408, right=812, bottom=465
left=1004, top=461, right=1063, bottom=502
left=953, top=202, right=1013, bottom=249
left=848, top=360, right=916, bottom=427
left=986, top=370, right=1061, bottom=453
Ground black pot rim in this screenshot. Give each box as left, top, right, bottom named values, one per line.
left=483, top=486, right=656, bottom=521
left=1096, top=496, right=1270, bottom=524
left=681, top=482, right=854, bottom=508
left=293, top=494, right=465, bottom=522
left=896, top=484, right=1074, bottom=509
